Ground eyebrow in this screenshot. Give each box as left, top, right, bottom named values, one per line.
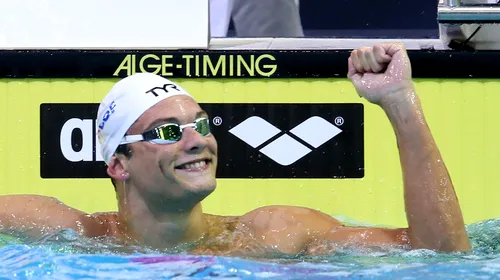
left=144, top=110, right=208, bottom=132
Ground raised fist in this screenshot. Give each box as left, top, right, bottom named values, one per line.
left=348, top=43, right=413, bottom=105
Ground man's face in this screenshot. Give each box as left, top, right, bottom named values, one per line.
left=116, top=95, right=218, bottom=209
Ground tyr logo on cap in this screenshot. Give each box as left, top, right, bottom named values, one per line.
left=145, top=83, right=181, bottom=97
left=98, top=101, right=116, bottom=130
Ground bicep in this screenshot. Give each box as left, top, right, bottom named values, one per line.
left=0, top=195, right=93, bottom=238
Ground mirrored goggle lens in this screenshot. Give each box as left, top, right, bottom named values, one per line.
left=194, top=118, right=210, bottom=136
left=150, top=118, right=210, bottom=143
left=156, top=124, right=182, bottom=141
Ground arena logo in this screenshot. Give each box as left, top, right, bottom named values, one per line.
left=40, top=103, right=108, bottom=178
left=229, top=116, right=343, bottom=166
left=60, top=118, right=104, bottom=162
left=40, top=103, right=364, bottom=179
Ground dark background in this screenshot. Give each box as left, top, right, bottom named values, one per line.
left=229, top=0, right=439, bottom=38
left=40, top=103, right=364, bottom=179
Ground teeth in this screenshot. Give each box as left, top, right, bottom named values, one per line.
left=183, top=160, right=206, bottom=169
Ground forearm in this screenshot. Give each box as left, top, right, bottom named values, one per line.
left=380, top=86, right=471, bottom=252
left=0, top=195, right=87, bottom=238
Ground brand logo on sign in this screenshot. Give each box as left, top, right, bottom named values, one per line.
left=60, top=118, right=104, bottom=162
left=40, top=103, right=107, bottom=178
left=200, top=103, right=364, bottom=179
left=40, top=103, right=364, bottom=179
left=229, top=116, right=342, bottom=166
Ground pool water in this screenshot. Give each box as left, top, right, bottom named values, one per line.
left=0, top=218, right=499, bottom=280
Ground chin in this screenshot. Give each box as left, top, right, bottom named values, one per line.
left=186, top=178, right=216, bottom=195
left=174, top=171, right=216, bottom=194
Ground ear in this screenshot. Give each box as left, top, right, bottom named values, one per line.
left=107, top=155, right=129, bottom=181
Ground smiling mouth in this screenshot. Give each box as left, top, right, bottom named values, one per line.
left=175, top=159, right=212, bottom=170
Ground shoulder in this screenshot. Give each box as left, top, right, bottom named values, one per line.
left=90, top=212, right=120, bottom=224
left=241, top=205, right=343, bottom=230
left=235, top=206, right=343, bottom=254
left=0, top=195, right=116, bottom=238
left=85, top=211, right=123, bottom=237
left=239, top=205, right=344, bottom=241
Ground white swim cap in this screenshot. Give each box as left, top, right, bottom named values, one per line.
left=96, top=73, right=193, bottom=164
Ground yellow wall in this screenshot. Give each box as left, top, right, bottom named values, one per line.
left=0, top=78, right=498, bottom=228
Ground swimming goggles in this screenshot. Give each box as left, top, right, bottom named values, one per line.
left=120, top=117, right=211, bottom=145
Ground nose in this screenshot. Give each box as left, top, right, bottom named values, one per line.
left=180, top=127, right=207, bottom=153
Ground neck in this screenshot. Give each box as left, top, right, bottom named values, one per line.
left=116, top=185, right=208, bottom=249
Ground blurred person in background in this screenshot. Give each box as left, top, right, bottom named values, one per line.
left=210, top=0, right=304, bottom=37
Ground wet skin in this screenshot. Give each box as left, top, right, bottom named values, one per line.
left=0, top=43, right=471, bottom=256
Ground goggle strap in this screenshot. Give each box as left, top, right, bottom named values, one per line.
left=121, top=135, right=145, bottom=144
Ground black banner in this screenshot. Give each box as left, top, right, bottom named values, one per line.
left=2, top=50, right=500, bottom=79
left=40, top=103, right=364, bottom=179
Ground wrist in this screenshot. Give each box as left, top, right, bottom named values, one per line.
left=378, top=84, right=427, bottom=134
left=379, top=83, right=418, bottom=110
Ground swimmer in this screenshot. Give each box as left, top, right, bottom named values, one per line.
left=0, top=43, right=471, bottom=256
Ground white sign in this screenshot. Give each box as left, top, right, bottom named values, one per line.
left=0, top=0, right=210, bottom=49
